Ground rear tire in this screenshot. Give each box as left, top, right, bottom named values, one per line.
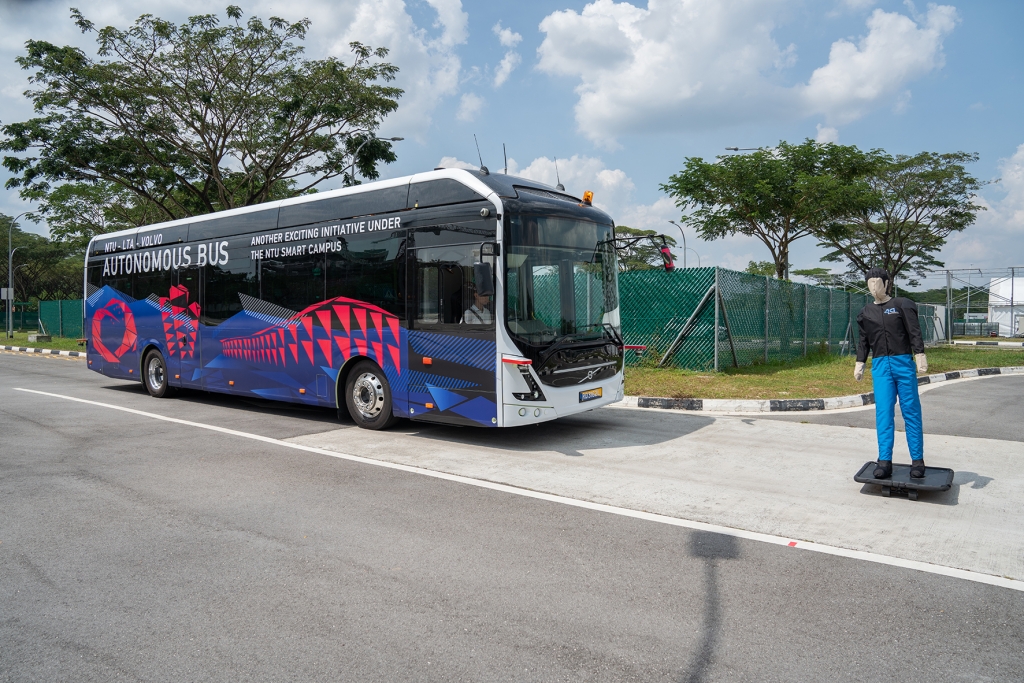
left=344, top=360, right=398, bottom=430
left=143, top=349, right=175, bottom=398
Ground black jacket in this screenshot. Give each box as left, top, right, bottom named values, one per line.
left=856, top=297, right=924, bottom=363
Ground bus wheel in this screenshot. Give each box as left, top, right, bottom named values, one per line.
left=143, top=349, right=175, bottom=398
left=344, top=360, right=398, bottom=430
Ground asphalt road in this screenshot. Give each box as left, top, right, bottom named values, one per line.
left=764, top=374, right=1024, bottom=443
left=2, top=353, right=1022, bottom=682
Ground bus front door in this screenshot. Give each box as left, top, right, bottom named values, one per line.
left=408, top=245, right=498, bottom=427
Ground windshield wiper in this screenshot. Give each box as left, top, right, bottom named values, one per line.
left=538, top=325, right=621, bottom=365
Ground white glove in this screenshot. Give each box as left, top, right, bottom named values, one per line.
left=916, top=353, right=928, bottom=374
left=854, top=362, right=865, bottom=381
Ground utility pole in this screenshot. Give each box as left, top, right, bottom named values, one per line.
left=7, top=212, right=30, bottom=339
left=1012, top=267, right=1017, bottom=337
left=945, top=270, right=952, bottom=343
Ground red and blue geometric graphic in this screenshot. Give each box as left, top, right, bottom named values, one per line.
left=220, top=296, right=401, bottom=375
left=90, top=298, right=137, bottom=362
left=161, top=284, right=199, bottom=359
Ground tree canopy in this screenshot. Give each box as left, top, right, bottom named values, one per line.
left=815, top=151, right=985, bottom=289
left=661, top=140, right=874, bottom=280
left=744, top=261, right=776, bottom=277
left=2, top=6, right=402, bottom=244
left=1, top=214, right=82, bottom=300
left=614, top=226, right=678, bottom=272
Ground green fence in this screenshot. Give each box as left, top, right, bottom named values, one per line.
left=38, top=299, right=84, bottom=338
left=2, top=303, right=38, bottom=332
left=619, top=268, right=878, bottom=370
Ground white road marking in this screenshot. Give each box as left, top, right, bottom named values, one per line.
left=14, top=386, right=1024, bottom=593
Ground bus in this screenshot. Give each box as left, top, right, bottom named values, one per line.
left=84, top=168, right=624, bottom=429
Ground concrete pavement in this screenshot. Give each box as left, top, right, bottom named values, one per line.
left=2, top=353, right=1023, bottom=681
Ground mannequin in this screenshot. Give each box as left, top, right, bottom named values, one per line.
left=855, top=267, right=928, bottom=479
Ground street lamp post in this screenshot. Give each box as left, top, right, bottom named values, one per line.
left=687, top=249, right=702, bottom=268
left=11, top=262, right=27, bottom=334
left=347, top=135, right=404, bottom=185
left=8, top=212, right=30, bottom=339
left=667, top=220, right=687, bottom=269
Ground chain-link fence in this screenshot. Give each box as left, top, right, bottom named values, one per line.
left=917, top=304, right=943, bottom=344
left=38, top=299, right=84, bottom=338
left=617, top=267, right=919, bottom=370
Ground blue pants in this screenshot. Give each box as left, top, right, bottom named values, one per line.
left=871, top=354, right=924, bottom=461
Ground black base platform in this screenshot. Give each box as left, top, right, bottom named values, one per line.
left=854, top=462, right=955, bottom=501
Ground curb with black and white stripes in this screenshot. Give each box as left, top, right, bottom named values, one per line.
left=952, top=340, right=1024, bottom=348
left=1, top=345, right=84, bottom=358
left=624, top=366, right=1024, bottom=413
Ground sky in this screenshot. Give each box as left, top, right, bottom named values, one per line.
left=1, top=0, right=1022, bottom=290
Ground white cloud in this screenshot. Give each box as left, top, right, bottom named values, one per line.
left=941, top=144, right=1024, bottom=269
left=493, top=51, right=522, bottom=87
left=514, top=155, right=636, bottom=212
left=815, top=124, right=840, bottom=143
left=436, top=156, right=479, bottom=170
left=331, top=0, right=469, bottom=139
left=456, top=93, right=484, bottom=122
left=800, top=5, right=956, bottom=125
left=491, top=21, right=522, bottom=87
left=536, top=0, right=958, bottom=146
left=492, top=22, right=522, bottom=48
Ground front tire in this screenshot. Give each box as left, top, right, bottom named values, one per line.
left=344, top=360, right=398, bottom=430
left=143, top=349, right=175, bottom=398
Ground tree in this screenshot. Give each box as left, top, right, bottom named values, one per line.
left=2, top=6, right=402, bottom=243
left=816, top=151, right=985, bottom=289
left=661, top=139, right=874, bottom=279
left=1, top=214, right=83, bottom=301
left=790, top=267, right=855, bottom=288
left=614, top=226, right=678, bottom=272
left=744, top=261, right=776, bottom=277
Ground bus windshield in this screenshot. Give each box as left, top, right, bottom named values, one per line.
left=505, top=214, right=620, bottom=347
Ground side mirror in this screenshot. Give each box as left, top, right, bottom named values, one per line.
left=474, top=262, right=494, bottom=296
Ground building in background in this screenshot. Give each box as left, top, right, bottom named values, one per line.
left=988, top=277, right=1024, bottom=337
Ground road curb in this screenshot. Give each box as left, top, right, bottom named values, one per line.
left=623, top=366, right=1024, bottom=413
left=1, top=345, right=85, bottom=358
left=952, top=340, right=1024, bottom=348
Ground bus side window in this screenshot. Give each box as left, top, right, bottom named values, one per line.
left=203, top=245, right=258, bottom=326
left=260, top=252, right=325, bottom=313
left=134, top=267, right=174, bottom=305
left=412, top=245, right=493, bottom=329
left=326, top=231, right=406, bottom=318
left=416, top=266, right=439, bottom=324
left=86, top=262, right=104, bottom=297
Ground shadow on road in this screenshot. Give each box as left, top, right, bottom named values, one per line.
left=857, top=469, right=994, bottom=506
left=399, top=410, right=716, bottom=456
left=681, top=531, right=740, bottom=683
left=101, top=381, right=715, bottom=456
left=102, top=382, right=343, bottom=424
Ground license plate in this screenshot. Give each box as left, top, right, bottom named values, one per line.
left=579, top=387, right=603, bottom=403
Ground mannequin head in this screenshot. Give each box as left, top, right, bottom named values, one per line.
left=865, top=267, right=891, bottom=303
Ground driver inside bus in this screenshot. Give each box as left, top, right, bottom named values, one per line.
left=463, top=284, right=493, bottom=325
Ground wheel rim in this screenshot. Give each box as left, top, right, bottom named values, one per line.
left=148, top=356, right=165, bottom=390
left=352, top=371, right=385, bottom=419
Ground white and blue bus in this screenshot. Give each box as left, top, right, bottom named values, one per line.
left=85, top=169, right=623, bottom=429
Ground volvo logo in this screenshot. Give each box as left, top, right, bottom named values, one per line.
left=578, top=368, right=598, bottom=384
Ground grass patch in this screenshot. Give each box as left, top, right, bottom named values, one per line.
left=625, top=346, right=1024, bottom=400
left=1, top=330, right=86, bottom=352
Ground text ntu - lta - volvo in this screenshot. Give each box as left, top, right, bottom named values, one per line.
left=85, top=169, right=623, bottom=429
